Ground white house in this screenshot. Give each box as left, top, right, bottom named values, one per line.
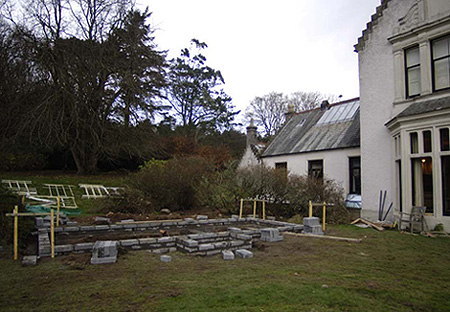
left=356, top=0, right=450, bottom=230
left=261, top=98, right=361, bottom=198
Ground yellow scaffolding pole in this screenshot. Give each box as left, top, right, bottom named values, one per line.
left=239, top=198, right=266, bottom=220
left=50, top=209, right=55, bottom=258
left=13, top=206, right=18, bottom=261
left=308, top=201, right=334, bottom=231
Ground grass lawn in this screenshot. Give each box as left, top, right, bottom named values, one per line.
left=1, top=225, right=449, bottom=312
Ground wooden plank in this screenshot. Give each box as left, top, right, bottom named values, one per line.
left=6, top=212, right=65, bottom=217
left=285, top=232, right=361, bottom=243
left=350, top=218, right=384, bottom=231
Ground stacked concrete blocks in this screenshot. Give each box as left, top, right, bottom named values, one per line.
left=160, top=255, right=172, bottom=263
left=303, top=217, right=324, bottom=235
left=91, top=241, right=118, bottom=264
left=260, top=228, right=284, bottom=242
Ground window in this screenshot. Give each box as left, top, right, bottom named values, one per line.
left=432, top=36, right=450, bottom=91
left=410, top=132, right=418, bottom=154
left=275, top=162, right=287, bottom=171
left=349, top=157, right=361, bottom=195
left=411, top=157, right=433, bottom=213
left=308, top=160, right=323, bottom=179
left=405, top=46, right=421, bottom=97
left=442, top=156, right=450, bottom=216
left=423, top=130, right=432, bottom=153
left=441, top=128, right=449, bottom=151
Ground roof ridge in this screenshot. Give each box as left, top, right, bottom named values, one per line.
left=354, top=0, right=391, bottom=52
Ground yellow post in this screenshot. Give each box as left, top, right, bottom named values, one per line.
left=13, top=205, right=18, bottom=261
left=253, top=200, right=257, bottom=218
left=56, top=196, right=60, bottom=227
left=21, top=195, right=25, bottom=206
left=322, top=202, right=326, bottom=231
left=239, top=199, right=243, bottom=219
left=309, top=200, right=313, bottom=217
left=50, top=209, right=55, bottom=259
left=262, top=200, right=266, bottom=220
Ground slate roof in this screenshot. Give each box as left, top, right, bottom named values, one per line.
left=395, top=97, right=450, bottom=118
left=262, top=98, right=360, bottom=158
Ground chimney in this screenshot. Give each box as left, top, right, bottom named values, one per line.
left=246, top=118, right=258, bottom=146
left=320, top=100, right=330, bottom=110
left=285, top=104, right=296, bottom=122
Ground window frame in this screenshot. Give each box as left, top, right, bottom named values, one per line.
left=431, top=35, right=450, bottom=92
left=405, top=45, right=421, bottom=98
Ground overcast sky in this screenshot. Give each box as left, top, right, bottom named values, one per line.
left=139, top=0, right=380, bottom=124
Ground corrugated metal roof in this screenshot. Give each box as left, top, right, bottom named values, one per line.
left=262, top=98, right=360, bottom=157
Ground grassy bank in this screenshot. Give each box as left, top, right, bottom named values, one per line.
left=1, top=226, right=449, bottom=312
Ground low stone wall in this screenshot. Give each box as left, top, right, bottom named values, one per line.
left=38, top=217, right=304, bottom=258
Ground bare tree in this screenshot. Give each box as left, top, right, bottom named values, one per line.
left=245, top=91, right=339, bottom=139
left=245, top=92, right=286, bottom=138
left=288, top=91, right=339, bottom=112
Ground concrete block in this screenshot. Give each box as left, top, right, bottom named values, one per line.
left=214, top=242, right=228, bottom=249
left=160, top=255, right=172, bottom=263
left=236, top=234, right=252, bottom=241
left=123, top=224, right=137, bottom=229
left=222, top=250, right=235, bottom=260
left=94, top=217, right=111, bottom=224
left=169, top=247, right=177, bottom=252
left=303, top=217, right=321, bottom=227
left=236, top=249, right=253, bottom=259
left=198, top=243, right=214, bottom=251
left=120, top=239, right=139, bottom=247
left=22, top=255, right=37, bottom=266
left=230, top=240, right=244, bottom=247
left=183, top=239, right=199, bottom=247
left=196, top=215, right=208, bottom=220
left=55, top=244, right=73, bottom=253
left=91, top=241, right=117, bottom=264
left=187, top=234, right=200, bottom=240
left=162, top=222, right=176, bottom=226
left=151, top=248, right=169, bottom=254
left=74, top=242, right=95, bottom=251
left=80, top=226, right=95, bottom=231
left=66, top=221, right=78, bottom=226
left=94, top=225, right=109, bottom=231
left=231, top=215, right=239, bottom=219
left=184, top=218, right=196, bottom=223
left=260, top=228, right=284, bottom=242
left=138, top=238, right=157, bottom=245
left=35, top=217, right=44, bottom=228
left=63, top=226, right=80, bottom=232
left=157, top=237, right=175, bottom=243
left=109, top=224, right=123, bottom=230
left=131, top=245, right=141, bottom=250
left=304, top=225, right=324, bottom=235
left=206, top=250, right=221, bottom=256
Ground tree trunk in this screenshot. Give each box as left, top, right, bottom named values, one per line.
left=71, top=145, right=99, bottom=174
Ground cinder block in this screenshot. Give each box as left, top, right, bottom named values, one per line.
left=303, top=217, right=321, bottom=227
left=22, top=255, right=37, bottom=266
left=222, top=250, right=235, bottom=260
left=196, top=215, right=208, bottom=220
left=94, top=225, right=109, bottom=231
left=236, top=249, right=253, bottom=259
left=74, top=242, right=95, bottom=251
left=206, top=250, right=221, bottom=256
left=198, top=243, right=214, bottom=251
left=260, top=228, right=284, bottom=242
left=55, top=244, right=73, bottom=253
left=157, top=237, right=175, bottom=243
left=35, top=217, right=44, bottom=228
left=120, top=239, right=138, bottom=247
left=80, top=226, right=95, bottom=231
left=138, top=238, right=157, bottom=245
left=183, top=239, right=199, bottom=247
left=160, top=255, right=171, bottom=262
left=63, top=226, right=80, bottom=232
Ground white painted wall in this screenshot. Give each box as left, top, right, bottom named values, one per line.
left=358, top=0, right=415, bottom=221
left=238, top=146, right=261, bottom=169
left=262, top=147, right=360, bottom=195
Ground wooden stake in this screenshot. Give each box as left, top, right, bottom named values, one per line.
left=239, top=199, right=243, bottom=219
left=56, top=196, right=60, bottom=227
left=253, top=200, right=257, bottom=218
left=285, top=232, right=361, bottom=243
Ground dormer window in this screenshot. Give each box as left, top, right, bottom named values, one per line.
left=432, top=36, right=450, bottom=91
left=405, top=46, right=421, bottom=97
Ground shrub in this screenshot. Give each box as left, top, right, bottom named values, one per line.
left=127, top=156, right=213, bottom=212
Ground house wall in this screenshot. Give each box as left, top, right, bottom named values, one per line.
left=358, top=0, right=450, bottom=229
left=358, top=0, right=415, bottom=221
left=262, top=147, right=360, bottom=195
left=238, top=146, right=261, bottom=169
